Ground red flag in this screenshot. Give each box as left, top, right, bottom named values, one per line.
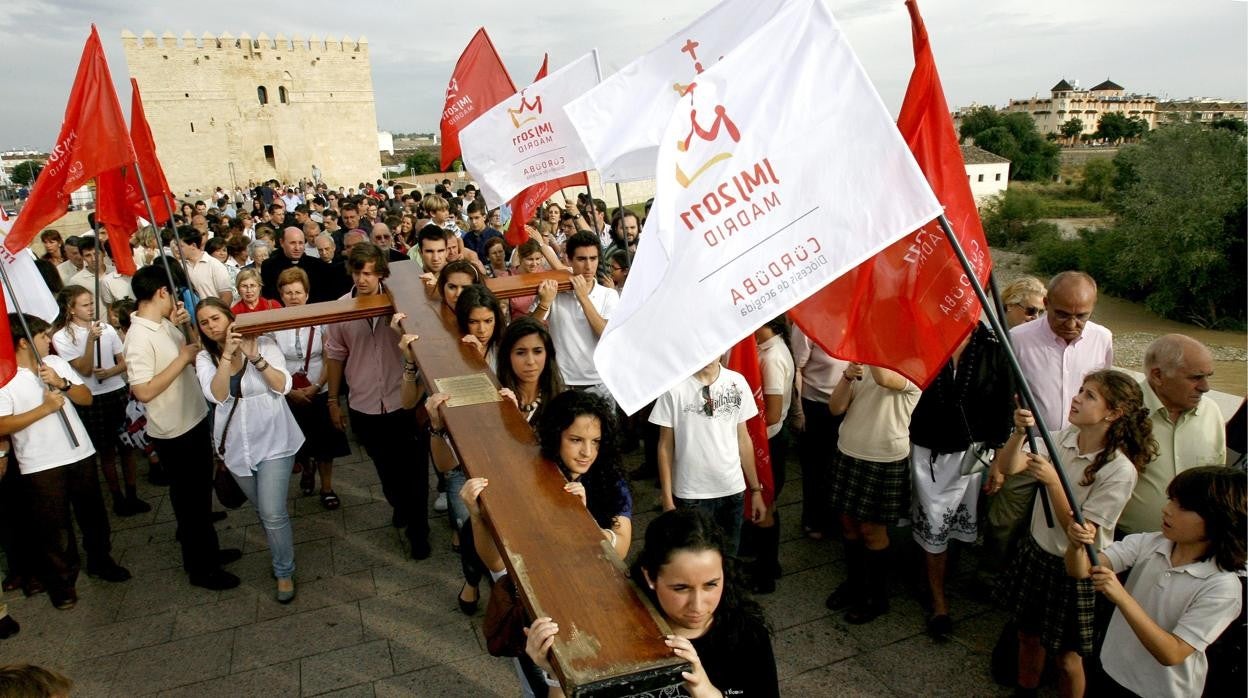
left=504, top=54, right=589, bottom=247
left=0, top=293, right=15, bottom=388
left=788, top=0, right=991, bottom=388
left=94, top=167, right=140, bottom=276
left=128, top=78, right=174, bottom=225
left=4, top=26, right=135, bottom=255
left=440, top=28, right=517, bottom=171
left=726, top=338, right=772, bottom=520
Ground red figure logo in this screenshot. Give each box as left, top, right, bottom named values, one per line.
left=508, top=92, right=543, bottom=128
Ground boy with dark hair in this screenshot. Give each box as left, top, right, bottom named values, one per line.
left=0, top=314, right=131, bottom=610
left=125, top=266, right=240, bottom=590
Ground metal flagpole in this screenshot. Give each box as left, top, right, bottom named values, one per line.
left=130, top=161, right=194, bottom=341
left=938, top=214, right=1095, bottom=562
left=0, top=261, right=80, bottom=446
left=87, top=212, right=103, bottom=366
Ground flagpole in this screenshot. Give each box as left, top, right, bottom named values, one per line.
left=937, top=213, right=1094, bottom=562
left=87, top=211, right=103, bottom=366
left=0, top=261, right=80, bottom=447
left=613, top=182, right=630, bottom=265
left=130, top=160, right=195, bottom=342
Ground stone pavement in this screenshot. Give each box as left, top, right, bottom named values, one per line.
left=0, top=436, right=1028, bottom=697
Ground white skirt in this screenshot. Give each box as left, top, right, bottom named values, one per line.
left=910, top=445, right=982, bottom=554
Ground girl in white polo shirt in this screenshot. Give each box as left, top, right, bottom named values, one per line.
left=1065, top=466, right=1244, bottom=698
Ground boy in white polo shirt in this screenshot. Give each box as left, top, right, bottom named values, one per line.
left=650, top=357, right=766, bottom=555
left=0, top=314, right=130, bottom=610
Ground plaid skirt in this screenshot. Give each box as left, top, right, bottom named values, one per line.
left=996, top=535, right=1095, bottom=656
left=79, top=387, right=128, bottom=448
left=828, top=450, right=910, bottom=524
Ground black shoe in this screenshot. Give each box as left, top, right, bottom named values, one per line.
left=218, top=548, right=243, bottom=566
left=113, top=496, right=137, bottom=517
left=844, top=597, right=889, bottom=624
left=87, top=560, right=132, bottom=583
left=457, top=583, right=479, bottom=615
left=189, top=569, right=240, bottom=591
left=825, top=581, right=854, bottom=611
left=50, top=588, right=78, bottom=610
left=210, top=511, right=227, bottom=523
left=410, top=538, right=432, bottom=560
left=127, top=495, right=152, bottom=514
left=0, top=615, right=18, bottom=639
left=926, top=614, right=953, bottom=640
left=23, top=578, right=45, bottom=597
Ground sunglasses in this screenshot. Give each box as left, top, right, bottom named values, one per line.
left=701, top=385, right=714, bottom=417
left=1010, top=303, right=1043, bottom=318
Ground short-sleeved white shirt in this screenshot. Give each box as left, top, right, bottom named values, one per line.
left=52, top=323, right=127, bottom=395
left=0, top=356, right=95, bottom=474
left=649, top=366, right=758, bottom=499
left=757, top=334, right=794, bottom=439
left=123, top=313, right=209, bottom=439
left=1029, top=427, right=1138, bottom=555
left=184, top=253, right=233, bottom=301
left=837, top=369, right=921, bottom=462
left=272, top=325, right=327, bottom=394
left=1101, top=532, right=1242, bottom=698
left=545, top=283, right=618, bottom=386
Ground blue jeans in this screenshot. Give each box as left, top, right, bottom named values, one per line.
left=675, top=492, right=745, bottom=556
left=231, top=454, right=296, bottom=579
left=446, top=466, right=469, bottom=530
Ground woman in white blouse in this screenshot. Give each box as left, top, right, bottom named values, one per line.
left=194, top=297, right=304, bottom=604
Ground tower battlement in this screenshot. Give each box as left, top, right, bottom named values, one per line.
left=121, top=30, right=369, bottom=55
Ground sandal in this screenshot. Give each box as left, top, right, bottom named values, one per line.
left=320, top=490, right=341, bottom=510
left=300, top=469, right=316, bottom=496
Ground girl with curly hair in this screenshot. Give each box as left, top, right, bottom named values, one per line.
left=988, top=369, right=1158, bottom=698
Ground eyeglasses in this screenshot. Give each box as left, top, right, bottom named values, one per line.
left=701, top=385, right=714, bottom=417
left=1009, top=303, right=1043, bottom=318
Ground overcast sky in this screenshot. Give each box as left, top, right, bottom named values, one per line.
left=1, top=0, right=1244, bottom=149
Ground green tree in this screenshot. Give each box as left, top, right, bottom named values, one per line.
left=1078, top=158, right=1115, bottom=202
left=1059, top=117, right=1084, bottom=142
left=11, top=160, right=42, bottom=186
left=1211, top=117, right=1247, bottom=135
left=1106, top=124, right=1246, bottom=326
left=961, top=109, right=1060, bottom=181
left=980, top=188, right=1045, bottom=247
left=958, top=106, right=1001, bottom=142
left=404, top=150, right=440, bottom=175
left=1094, top=113, right=1133, bottom=143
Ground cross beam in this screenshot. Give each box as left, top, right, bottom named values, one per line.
left=235, top=263, right=686, bottom=696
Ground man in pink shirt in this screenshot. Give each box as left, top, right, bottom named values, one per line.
left=987, top=271, right=1114, bottom=563
left=324, top=243, right=431, bottom=559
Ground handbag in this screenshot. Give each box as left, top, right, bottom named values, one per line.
left=213, top=362, right=249, bottom=510
left=483, top=573, right=529, bottom=657
left=290, top=327, right=314, bottom=390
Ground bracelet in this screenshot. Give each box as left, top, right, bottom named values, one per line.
left=542, top=671, right=560, bottom=688
left=604, top=528, right=617, bottom=547
left=252, top=358, right=269, bottom=371
left=749, top=485, right=763, bottom=493
left=537, top=303, right=551, bottom=312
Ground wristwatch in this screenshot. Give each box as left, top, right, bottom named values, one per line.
left=61, top=378, right=71, bottom=391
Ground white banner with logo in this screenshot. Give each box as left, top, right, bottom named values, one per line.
left=564, top=0, right=798, bottom=184
left=459, top=51, right=601, bottom=207
left=595, top=0, right=942, bottom=414
left=0, top=211, right=59, bottom=322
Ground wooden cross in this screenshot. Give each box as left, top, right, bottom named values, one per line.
left=236, top=262, right=687, bottom=697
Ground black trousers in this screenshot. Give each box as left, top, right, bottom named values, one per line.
left=798, top=397, right=841, bottom=532
left=24, top=455, right=113, bottom=594
left=349, top=407, right=430, bottom=542
left=0, top=462, right=35, bottom=580
left=151, top=417, right=221, bottom=575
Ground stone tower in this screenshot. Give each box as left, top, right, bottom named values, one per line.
left=121, top=30, right=382, bottom=196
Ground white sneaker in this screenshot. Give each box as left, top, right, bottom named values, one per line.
left=434, top=492, right=449, bottom=512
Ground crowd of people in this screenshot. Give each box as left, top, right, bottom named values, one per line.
left=0, top=175, right=1243, bottom=698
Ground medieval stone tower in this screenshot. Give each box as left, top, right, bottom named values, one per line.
left=121, top=30, right=382, bottom=195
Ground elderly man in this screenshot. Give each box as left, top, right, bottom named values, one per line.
left=370, top=223, right=407, bottom=263
left=1117, top=334, right=1226, bottom=535
left=314, top=232, right=337, bottom=263
left=260, top=226, right=341, bottom=302
left=986, top=271, right=1114, bottom=562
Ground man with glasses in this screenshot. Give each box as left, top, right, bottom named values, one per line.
left=649, top=357, right=765, bottom=556
left=986, top=270, right=1114, bottom=565
left=370, top=223, right=407, bottom=263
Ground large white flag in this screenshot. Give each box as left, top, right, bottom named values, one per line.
left=595, top=0, right=942, bottom=414
left=0, top=211, right=59, bottom=323
left=564, top=0, right=797, bottom=183
left=459, top=51, right=601, bottom=207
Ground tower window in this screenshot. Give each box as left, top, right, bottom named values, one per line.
left=264, top=145, right=275, bottom=167
left=190, top=122, right=195, bottom=133
left=279, top=86, right=289, bottom=104
left=257, top=86, right=268, bottom=105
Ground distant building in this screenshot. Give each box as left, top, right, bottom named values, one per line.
left=378, top=131, right=395, bottom=155
left=1003, top=79, right=1157, bottom=136
left=961, top=145, right=1009, bottom=202
left=121, top=30, right=382, bottom=195
left=1155, top=99, right=1248, bottom=126
left=0, top=150, right=48, bottom=188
